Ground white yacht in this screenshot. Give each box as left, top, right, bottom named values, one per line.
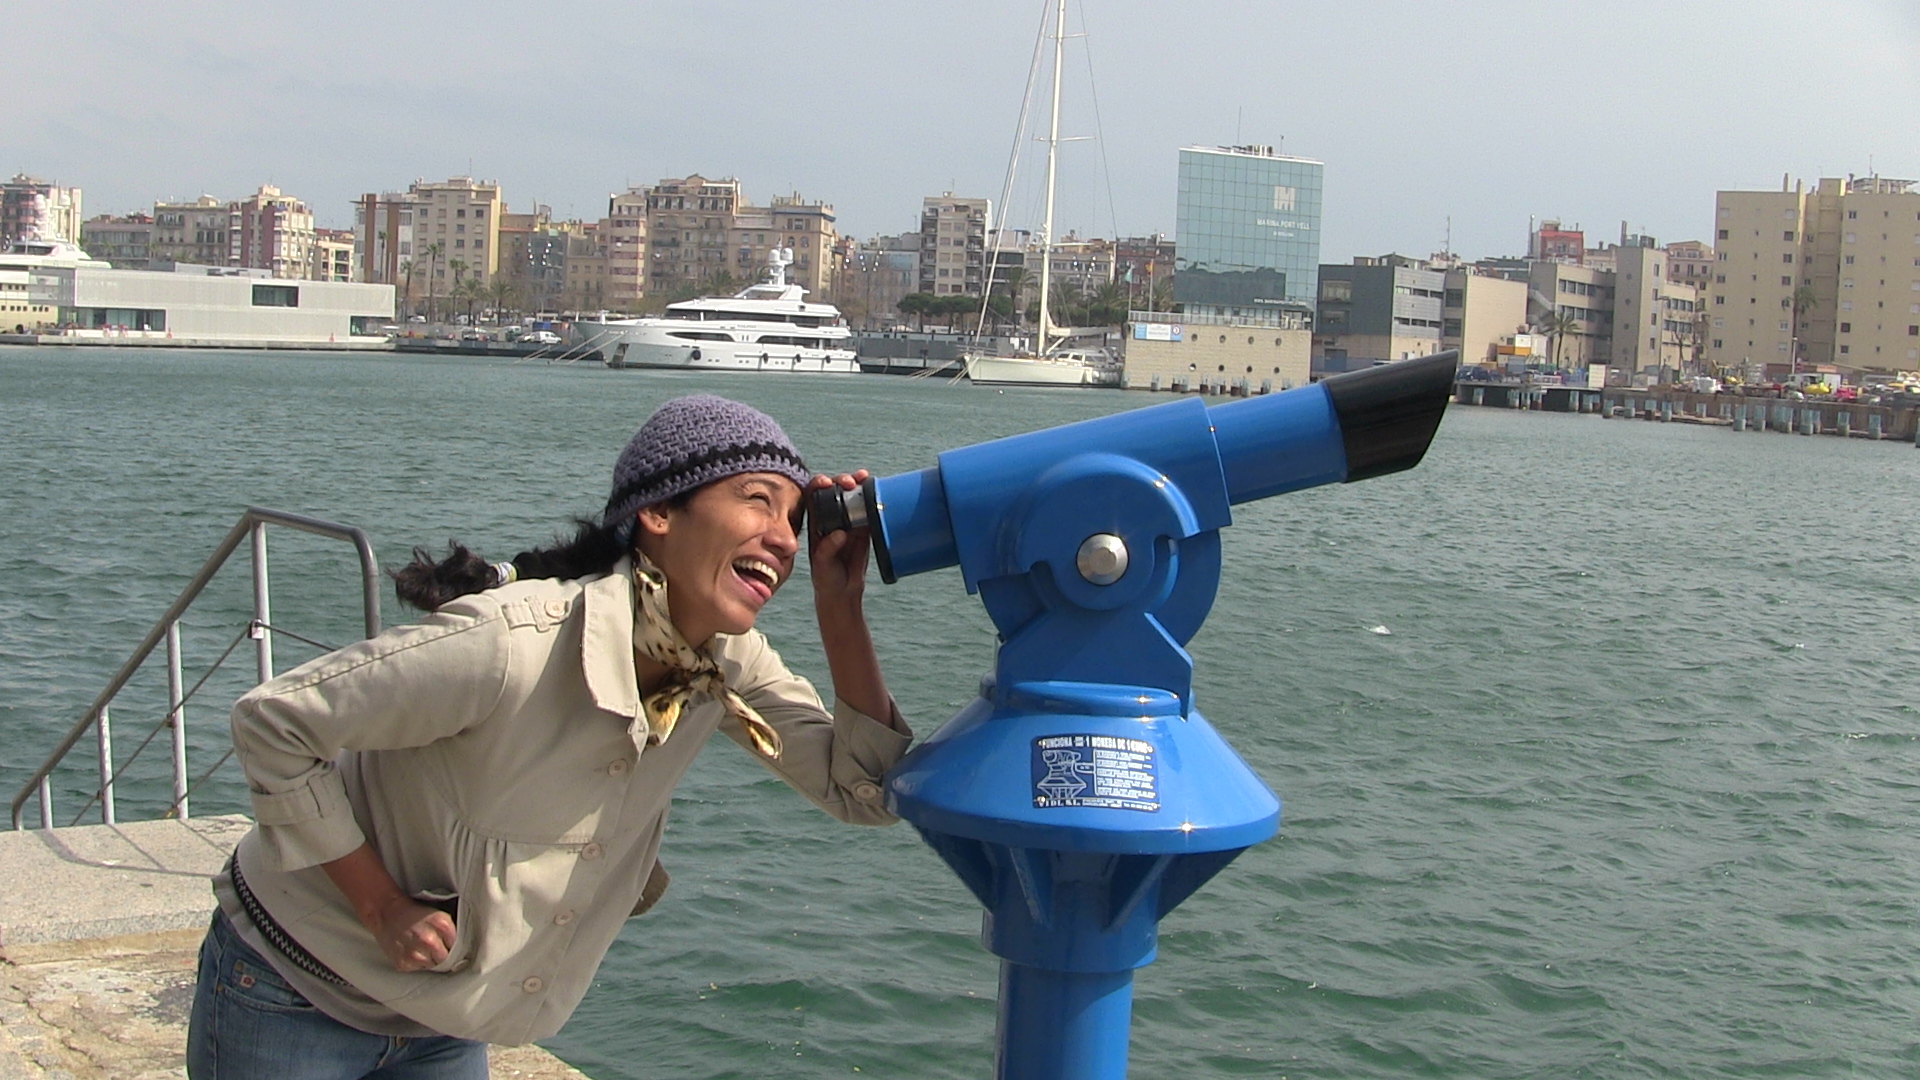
left=577, top=249, right=858, bottom=374
left=965, top=344, right=1121, bottom=387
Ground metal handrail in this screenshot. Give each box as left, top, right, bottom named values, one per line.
left=10, top=507, right=382, bottom=830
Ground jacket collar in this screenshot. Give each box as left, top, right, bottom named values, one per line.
left=578, top=558, right=642, bottom=720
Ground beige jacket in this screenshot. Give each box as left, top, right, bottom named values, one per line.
left=215, top=560, right=912, bottom=1045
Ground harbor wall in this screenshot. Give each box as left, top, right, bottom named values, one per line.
left=1123, top=326, right=1310, bottom=392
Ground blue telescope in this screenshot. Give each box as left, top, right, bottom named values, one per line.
left=811, top=351, right=1456, bottom=1080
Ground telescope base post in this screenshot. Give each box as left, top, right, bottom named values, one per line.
left=996, top=961, right=1135, bottom=1080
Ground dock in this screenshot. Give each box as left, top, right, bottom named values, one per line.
left=0, top=818, right=587, bottom=1078
left=1453, top=380, right=1920, bottom=441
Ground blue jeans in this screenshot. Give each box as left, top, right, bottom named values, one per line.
left=187, top=909, right=489, bottom=1080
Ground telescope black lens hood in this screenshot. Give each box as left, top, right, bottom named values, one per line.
left=1320, top=350, right=1457, bottom=482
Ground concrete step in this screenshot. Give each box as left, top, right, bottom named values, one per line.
left=0, top=817, right=248, bottom=959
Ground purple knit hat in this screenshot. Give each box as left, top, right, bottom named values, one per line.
left=603, top=395, right=812, bottom=527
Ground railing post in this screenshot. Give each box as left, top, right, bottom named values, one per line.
left=252, top=522, right=274, bottom=684
left=96, top=704, right=115, bottom=825
left=38, top=777, right=51, bottom=831
left=167, top=620, right=189, bottom=820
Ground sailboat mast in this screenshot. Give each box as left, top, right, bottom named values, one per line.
left=1035, top=0, right=1065, bottom=358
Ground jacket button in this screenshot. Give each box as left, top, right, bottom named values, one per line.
left=580, top=842, right=604, bottom=861
left=522, top=976, right=545, bottom=994
left=608, top=759, right=630, bottom=776
left=553, top=910, right=576, bottom=926
left=544, top=600, right=569, bottom=618
left=853, top=782, right=882, bottom=802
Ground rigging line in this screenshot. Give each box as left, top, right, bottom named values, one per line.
left=255, top=621, right=342, bottom=655
left=66, top=623, right=251, bottom=828
left=1076, top=0, right=1122, bottom=245
left=976, top=0, right=1053, bottom=344
left=166, top=747, right=235, bottom=820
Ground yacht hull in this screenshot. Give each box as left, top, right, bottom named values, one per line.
left=579, top=325, right=860, bottom=374
left=963, top=354, right=1121, bottom=388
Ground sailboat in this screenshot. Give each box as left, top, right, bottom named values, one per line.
left=962, top=0, right=1123, bottom=389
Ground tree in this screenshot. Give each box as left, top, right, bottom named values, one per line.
left=1541, top=309, right=1580, bottom=370
left=487, top=277, right=520, bottom=325
left=994, top=267, right=1033, bottom=328
left=1087, top=281, right=1129, bottom=326
left=1787, top=284, right=1819, bottom=373
left=398, top=259, right=415, bottom=319
left=421, top=242, right=445, bottom=323
left=896, top=292, right=933, bottom=331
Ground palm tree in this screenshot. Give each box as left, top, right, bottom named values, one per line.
left=487, top=277, right=519, bottom=325
left=1087, top=281, right=1128, bottom=326
left=996, top=267, right=1033, bottom=328
left=398, top=259, right=415, bottom=320
left=421, top=242, right=445, bottom=323
left=1541, top=309, right=1580, bottom=371
left=1787, top=284, right=1819, bottom=374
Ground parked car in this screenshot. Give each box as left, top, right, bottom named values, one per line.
left=459, top=329, right=489, bottom=342
left=523, top=330, right=562, bottom=346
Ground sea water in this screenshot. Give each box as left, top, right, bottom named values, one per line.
left=3, top=347, right=1918, bottom=1078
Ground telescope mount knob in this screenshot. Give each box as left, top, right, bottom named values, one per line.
left=1075, top=533, right=1129, bottom=586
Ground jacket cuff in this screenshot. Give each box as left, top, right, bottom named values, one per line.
left=248, top=771, right=366, bottom=871
left=831, top=695, right=914, bottom=771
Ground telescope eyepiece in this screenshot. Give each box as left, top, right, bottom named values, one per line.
left=808, top=478, right=873, bottom=537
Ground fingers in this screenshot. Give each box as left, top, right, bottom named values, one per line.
left=809, top=470, right=871, bottom=491
left=385, top=906, right=457, bottom=972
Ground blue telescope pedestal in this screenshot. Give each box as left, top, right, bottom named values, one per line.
left=814, top=352, right=1456, bottom=1079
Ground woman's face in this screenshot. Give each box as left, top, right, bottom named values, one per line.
left=636, top=472, right=806, bottom=644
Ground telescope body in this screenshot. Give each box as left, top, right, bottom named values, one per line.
left=855, top=352, right=1455, bottom=1080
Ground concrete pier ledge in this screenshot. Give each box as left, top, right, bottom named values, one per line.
left=0, top=818, right=586, bottom=1078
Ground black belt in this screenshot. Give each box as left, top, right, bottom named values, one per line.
left=228, top=854, right=351, bottom=986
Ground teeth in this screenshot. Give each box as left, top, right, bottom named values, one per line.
left=733, top=559, right=779, bottom=588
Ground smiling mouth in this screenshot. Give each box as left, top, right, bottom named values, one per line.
left=732, top=558, right=780, bottom=599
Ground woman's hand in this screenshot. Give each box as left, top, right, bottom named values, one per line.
left=805, top=470, right=895, bottom=728
left=807, top=470, right=872, bottom=616
left=320, top=842, right=457, bottom=973
left=369, top=895, right=458, bottom=973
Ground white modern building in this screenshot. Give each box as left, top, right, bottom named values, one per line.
left=5, top=239, right=393, bottom=345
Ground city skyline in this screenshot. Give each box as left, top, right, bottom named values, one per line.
left=12, top=0, right=1917, bottom=263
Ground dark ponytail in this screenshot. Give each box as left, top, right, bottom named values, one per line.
left=392, top=487, right=701, bottom=611
left=391, top=517, right=627, bottom=611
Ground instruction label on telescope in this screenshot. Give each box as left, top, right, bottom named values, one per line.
left=1031, top=734, right=1159, bottom=812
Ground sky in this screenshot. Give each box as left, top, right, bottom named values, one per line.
left=11, top=0, right=1919, bottom=264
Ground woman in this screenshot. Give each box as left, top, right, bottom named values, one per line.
left=187, top=394, right=911, bottom=1079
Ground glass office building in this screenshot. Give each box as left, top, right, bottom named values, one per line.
left=1175, top=145, right=1323, bottom=324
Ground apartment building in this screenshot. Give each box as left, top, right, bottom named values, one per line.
left=563, top=222, right=608, bottom=312
left=411, top=177, right=503, bottom=289
left=80, top=214, right=155, bottom=269
left=1529, top=261, right=1615, bottom=367
left=1611, top=241, right=1700, bottom=375
left=918, top=194, right=989, bottom=296
left=1036, top=234, right=1115, bottom=296
left=1, top=175, right=83, bottom=245
left=1529, top=219, right=1584, bottom=265
left=354, top=190, right=423, bottom=291
left=644, top=176, right=838, bottom=301
left=1665, top=239, right=1714, bottom=291
left=150, top=196, right=234, bottom=266
left=845, top=234, right=920, bottom=327
left=1441, top=270, right=1528, bottom=364
left=602, top=187, right=649, bottom=310
left=309, top=229, right=355, bottom=282
left=231, top=185, right=316, bottom=279
left=1706, top=175, right=1920, bottom=378
left=1312, top=255, right=1446, bottom=371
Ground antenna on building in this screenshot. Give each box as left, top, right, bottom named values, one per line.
left=1236, top=106, right=1242, bottom=144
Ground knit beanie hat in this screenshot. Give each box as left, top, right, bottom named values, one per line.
left=603, top=395, right=812, bottom=528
